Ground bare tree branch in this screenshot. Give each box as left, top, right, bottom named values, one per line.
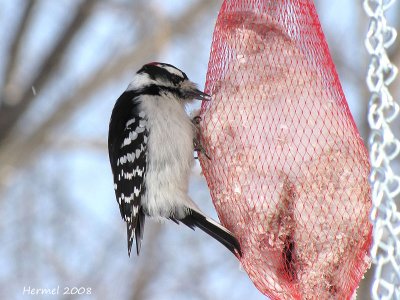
left=1, top=0, right=37, bottom=105
left=0, top=0, right=97, bottom=144
left=52, top=138, right=106, bottom=152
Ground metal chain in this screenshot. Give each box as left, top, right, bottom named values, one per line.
left=364, top=0, right=400, bottom=299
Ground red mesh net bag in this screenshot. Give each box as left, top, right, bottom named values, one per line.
left=199, top=1, right=372, bottom=299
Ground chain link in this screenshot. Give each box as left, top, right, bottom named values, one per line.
left=364, top=0, right=400, bottom=299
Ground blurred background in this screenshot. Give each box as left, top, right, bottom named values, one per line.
left=0, top=0, right=399, bottom=299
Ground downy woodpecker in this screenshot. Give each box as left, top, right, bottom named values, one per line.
left=108, top=62, right=241, bottom=257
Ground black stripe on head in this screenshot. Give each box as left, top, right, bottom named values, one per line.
left=137, top=63, right=188, bottom=85
left=137, top=84, right=184, bottom=99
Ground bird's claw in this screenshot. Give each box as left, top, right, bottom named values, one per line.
left=192, top=116, right=211, bottom=160
left=192, top=115, right=202, bottom=125
left=194, top=143, right=211, bottom=160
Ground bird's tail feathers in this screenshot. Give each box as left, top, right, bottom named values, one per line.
left=176, top=208, right=242, bottom=257
left=127, top=208, right=145, bottom=256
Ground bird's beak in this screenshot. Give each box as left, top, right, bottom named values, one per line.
left=192, top=89, right=211, bottom=101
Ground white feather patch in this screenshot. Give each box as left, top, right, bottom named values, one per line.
left=126, top=118, right=136, bottom=127
left=138, top=93, right=197, bottom=218
left=161, top=65, right=185, bottom=79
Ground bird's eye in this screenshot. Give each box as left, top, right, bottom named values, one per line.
left=170, top=74, right=184, bottom=85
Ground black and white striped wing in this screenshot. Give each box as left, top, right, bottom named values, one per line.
left=108, top=91, right=148, bottom=256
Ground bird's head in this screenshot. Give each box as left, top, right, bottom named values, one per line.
left=127, top=62, right=211, bottom=102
